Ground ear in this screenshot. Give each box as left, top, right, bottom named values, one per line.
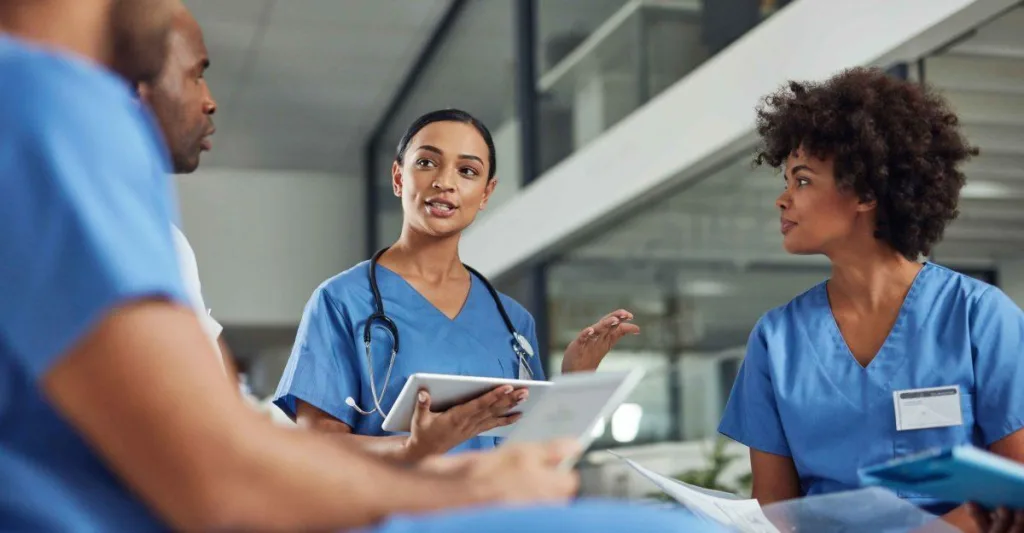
left=480, top=177, right=498, bottom=210
left=856, top=196, right=877, bottom=213
left=135, top=82, right=152, bottom=104
left=391, top=161, right=403, bottom=197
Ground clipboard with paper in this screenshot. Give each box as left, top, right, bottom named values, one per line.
left=859, top=445, right=1024, bottom=509
left=609, top=452, right=959, bottom=533
left=606, top=451, right=780, bottom=533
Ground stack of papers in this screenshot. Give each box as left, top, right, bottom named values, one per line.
left=610, top=452, right=780, bottom=533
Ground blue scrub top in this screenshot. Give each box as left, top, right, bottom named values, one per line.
left=274, top=261, right=546, bottom=451
left=719, top=262, right=1024, bottom=515
left=0, top=37, right=187, bottom=531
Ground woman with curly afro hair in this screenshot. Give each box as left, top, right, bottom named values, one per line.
left=717, top=67, right=1024, bottom=531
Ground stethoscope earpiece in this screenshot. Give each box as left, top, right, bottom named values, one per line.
left=346, top=247, right=536, bottom=419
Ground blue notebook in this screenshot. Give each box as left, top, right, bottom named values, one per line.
left=860, top=446, right=1024, bottom=509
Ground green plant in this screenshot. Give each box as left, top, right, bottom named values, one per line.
left=644, top=438, right=752, bottom=501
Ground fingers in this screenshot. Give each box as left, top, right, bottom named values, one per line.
left=450, top=386, right=527, bottom=429
left=412, top=388, right=434, bottom=421
left=452, top=385, right=512, bottom=414
left=469, top=388, right=527, bottom=427
left=541, top=438, right=583, bottom=467
left=1011, top=509, right=1024, bottom=533
left=417, top=389, right=432, bottom=410
left=580, top=310, right=639, bottom=341
left=479, top=412, right=523, bottom=431
left=968, top=503, right=992, bottom=531
left=991, top=507, right=1012, bottom=532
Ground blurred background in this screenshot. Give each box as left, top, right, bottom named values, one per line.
left=177, top=0, right=1024, bottom=498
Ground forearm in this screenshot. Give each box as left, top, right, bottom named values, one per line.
left=43, top=303, right=484, bottom=532
left=294, top=403, right=424, bottom=464
left=213, top=412, right=484, bottom=531
left=561, top=358, right=593, bottom=373
left=324, top=431, right=421, bottom=464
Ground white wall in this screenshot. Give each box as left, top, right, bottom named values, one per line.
left=999, top=259, right=1024, bottom=308
left=460, top=0, right=1020, bottom=278
left=175, top=168, right=364, bottom=326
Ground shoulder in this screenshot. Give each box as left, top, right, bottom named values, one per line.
left=753, top=281, right=825, bottom=339
left=495, top=291, right=536, bottom=328
left=917, top=263, right=1016, bottom=318
left=1, top=38, right=141, bottom=134
left=309, top=260, right=375, bottom=308
left=0, top=38, right=170, bottom=186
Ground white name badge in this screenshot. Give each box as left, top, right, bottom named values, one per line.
left=893, top=385, right=963, bottom=431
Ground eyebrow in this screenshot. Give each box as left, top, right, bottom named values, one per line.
left=415, top=145, right=484, bottom=165
left=788, top=164, right=814, bottom=177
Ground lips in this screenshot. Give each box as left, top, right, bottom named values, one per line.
left=200, top=126, right=216, bottom=152
left=780, top=218, right=797, bottom=234
left=425, top=198, right=458, bottom=218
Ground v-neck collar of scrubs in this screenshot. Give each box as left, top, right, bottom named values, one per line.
left=812, top=262, right=933, bottom=395
left=375, top=263, right=477, bottom=323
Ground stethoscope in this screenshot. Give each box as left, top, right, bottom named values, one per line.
left=345, top=247, right=536, bottom=417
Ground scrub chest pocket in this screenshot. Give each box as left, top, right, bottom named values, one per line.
left=893, top=391, right=975, bottom=498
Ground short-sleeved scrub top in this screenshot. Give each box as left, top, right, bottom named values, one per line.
left=719, top=262, right=1024, bottom=515
left=273, top=261, right=546, bottom=452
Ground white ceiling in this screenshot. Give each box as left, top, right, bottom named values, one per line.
left=182, top=0, right=450, bottom=175
left=184, top=0, right=631, bottom=178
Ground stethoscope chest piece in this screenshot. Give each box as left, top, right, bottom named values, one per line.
left=513, top=332, right=534, bottom=359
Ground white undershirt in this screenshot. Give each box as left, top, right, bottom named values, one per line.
left=171, top=224, right=225, bottom=370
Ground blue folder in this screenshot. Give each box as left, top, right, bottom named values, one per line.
left=859, top=446, right=1024, bottom=509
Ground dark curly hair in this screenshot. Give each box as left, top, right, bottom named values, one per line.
left=753, top=66, right=979, bottom=259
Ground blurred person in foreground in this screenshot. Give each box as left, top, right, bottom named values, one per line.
left=0, top=0, right=712, bottom=531
left=717, top=67, right=1024, bottom=533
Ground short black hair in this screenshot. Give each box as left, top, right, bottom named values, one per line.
left=395, top=108, right=497, bottom=179
left=754, top=67, right=979, bottom=259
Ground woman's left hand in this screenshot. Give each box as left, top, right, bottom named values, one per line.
left=561, top=309, right=639, bottom=373
left=967, top=503, right=1024, bottom=533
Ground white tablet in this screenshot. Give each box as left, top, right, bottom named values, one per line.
left=501, top=368, right=646, bottom=466
left=380, top=373, right=552, bottom=437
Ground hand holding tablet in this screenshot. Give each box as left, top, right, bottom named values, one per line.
left=383, top=369, right=646, bottom=468
left=382, top=374, right=553, bottom=438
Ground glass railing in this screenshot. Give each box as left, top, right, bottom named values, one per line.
left=531, top=0, right=791, bottom=175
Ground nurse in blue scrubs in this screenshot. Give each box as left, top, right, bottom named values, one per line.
left=718, top=67, right=1024, bottom=532
left=274, top=108, right=639, bottom=462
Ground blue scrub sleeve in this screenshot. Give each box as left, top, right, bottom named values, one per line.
left=273, top=287, right=361, bottom=427
left=718, top=318, right=792, bottom=457
left=970, top=286, right=1024, bottom=446
left=0, top=77, right=186, bottom=379
left=522, top=313, right=546, bottom=381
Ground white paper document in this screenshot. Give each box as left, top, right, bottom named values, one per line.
left=612, top=453, right=780, bottom=533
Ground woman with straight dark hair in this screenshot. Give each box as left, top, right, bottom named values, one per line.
left=273, top=109, right=638, bottom=462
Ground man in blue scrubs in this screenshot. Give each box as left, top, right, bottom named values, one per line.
left=0, top=1, right=711, bottom=531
